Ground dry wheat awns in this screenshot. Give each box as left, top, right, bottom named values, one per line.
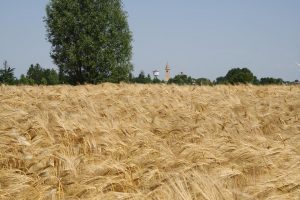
left=0, top=84, right=299, bottom=200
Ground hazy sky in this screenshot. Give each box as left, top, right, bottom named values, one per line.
left=0, top=0, right=299, bottom=81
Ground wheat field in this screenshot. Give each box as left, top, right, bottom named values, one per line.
left=0, top=84, right=299, bottom=200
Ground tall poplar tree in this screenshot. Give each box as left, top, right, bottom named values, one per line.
left=45, top=0, right=133, bottom=84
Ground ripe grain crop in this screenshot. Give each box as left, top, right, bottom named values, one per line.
left=0, top=84, right=299, bottom=200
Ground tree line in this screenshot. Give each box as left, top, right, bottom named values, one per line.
left=0, top=61, right=59, bottom=85
left=1, top=61, right=296, bottom=86
left=132, top=67, right=297, bottom=85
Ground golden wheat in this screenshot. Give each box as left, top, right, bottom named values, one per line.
left=0, top=84, right=299, bottom=200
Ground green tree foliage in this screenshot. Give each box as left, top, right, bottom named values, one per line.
left=0, top=61, right=16, bottom=85
left=45, top=0, right=133, bottom=84
left=134, top=71, right=152, bottom=84
left=260, top=77, right=284, bottom=85
left=253, top=76, right=260, bottom=85
left=18, top=74, right=28, bottom=85
left=135, top=71, right=145, bottom=83
left=19, top=74, right=35, bottom=85
left=25, top=63, right=59, bottom=85
left=215, top=76, right=228, bottom=84
left=41, top=77, right=48, bottom=85
left=195, top=78, right=212, bottom=86
left=128, top=72, right=134, bottom=83
left=167, top=74, right=212, bottom=86
left=43, top=69, right=60, bottom=85
left=152, top=77, right=162, bottom=84
left=27, top=64, right=44, bottom=85
left=214, top=68, right=288, bottom=85
left=225, top=68, right=255, bottom=84
left=146, top=74, right=152, bottom=84
left=168, top=73, right=193, bottom=85
left=215, top=68, right=256, bottom=85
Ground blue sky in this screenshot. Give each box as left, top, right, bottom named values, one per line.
left=0, top=0, right=299, bottom=81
